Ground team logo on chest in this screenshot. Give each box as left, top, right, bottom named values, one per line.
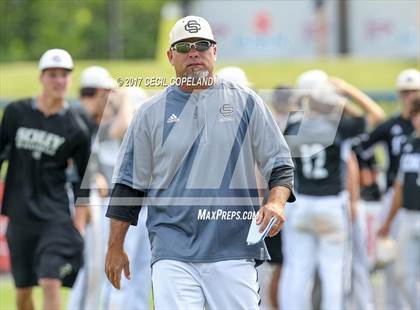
left=219, top=104, right=234, bottom=122
left=15, top=127, right=65, bottom=159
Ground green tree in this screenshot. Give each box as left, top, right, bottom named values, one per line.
left=0, top=0, right=171, bottom=62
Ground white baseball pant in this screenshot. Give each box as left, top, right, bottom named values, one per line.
left=69, top=195, right=152, bottom=310
left=152, top=259, right=260, bottom=310
left=381, top=188, right=406, bottom=309
left=395, top=208, right=420, bottom=310
left=350, top=201, right=374, bottom=310
left=68, top=190, right=105, bottom=310
left=257, top=262, right=277, bottom=310
left=280, top=193, right=351, bottom=310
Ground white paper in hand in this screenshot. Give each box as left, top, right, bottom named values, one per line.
left=246, top=216, right=277, bottom=245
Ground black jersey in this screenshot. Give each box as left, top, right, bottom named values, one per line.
left=285, top=115, right=364, bottom=196
left=353, top=114, right=414, bottom=190
left=0, top=98, right=91, bottom=225
left=397, top=136, right=420, bottom=211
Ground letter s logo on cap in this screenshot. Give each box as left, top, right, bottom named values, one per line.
left=184, top=20, right=201, bottom=33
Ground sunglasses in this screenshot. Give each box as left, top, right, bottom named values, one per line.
left=171, top=40, right=213, bottom=53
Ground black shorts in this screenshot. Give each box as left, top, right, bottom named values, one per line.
left=6, top=221, right=84, bottom=288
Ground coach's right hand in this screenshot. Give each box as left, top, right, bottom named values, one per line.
left=105, top=247, right=131, bottom=289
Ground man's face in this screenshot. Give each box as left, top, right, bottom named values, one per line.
left=40, top=68, right=72, bottom=100
left=400, top=90, right=419, bottom=113
left=82, top=88, right=111, bottom=119
left=167, top=38, right=217, bottom=80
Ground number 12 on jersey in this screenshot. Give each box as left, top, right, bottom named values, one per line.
left=300, top=144, right=329, bottom=179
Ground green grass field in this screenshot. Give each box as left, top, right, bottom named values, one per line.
left=0, top=276, right=70, bottom=310
left=0, top=58, right=417, bottom=98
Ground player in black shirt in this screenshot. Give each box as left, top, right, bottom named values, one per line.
left=0, top=49, right=90, bottom=310
left=378, top=94, right=420, bottom=310
left=281, top=80, right=362, bottom=310
left=329, top=77, right=386, bottom=310
left=280, top=70, right=386, bottom=310
left=353, top=69, right=419, bottom=191
left=354, top=115, right=414, bottom=191
left=352, top=68, right=419, bottom=309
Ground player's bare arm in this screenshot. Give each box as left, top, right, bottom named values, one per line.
left=378, top=180, right=403, bottom=237
left=329, top=77, right=385, bottom=126
left=256, top=186, right=290, bottom=236
left=347, top=153, right=360, bottom=222
left=105, top=219, right=131, bottom=289
left=73, top=205, right=89, bottom=236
